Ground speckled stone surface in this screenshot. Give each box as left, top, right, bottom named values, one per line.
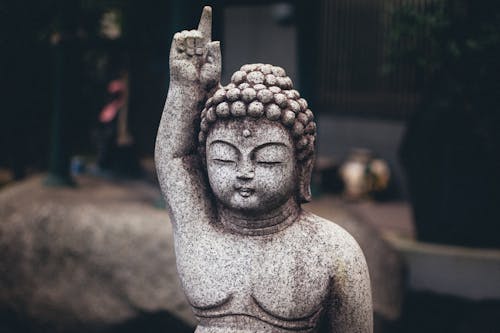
left=155, top=6, right=372, bottom=332
left=0, top=175, right=195, bottom=332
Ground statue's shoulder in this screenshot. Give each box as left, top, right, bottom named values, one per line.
left=298, top=210, right=366, bottom=269
left=299, top=210, right=357, bottom=245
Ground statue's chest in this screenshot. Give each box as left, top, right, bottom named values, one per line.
left=175, top=231, right=331, bottom=320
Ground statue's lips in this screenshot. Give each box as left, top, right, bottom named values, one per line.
left=236, top=187, right=254, bottom=197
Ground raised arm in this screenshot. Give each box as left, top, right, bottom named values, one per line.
left=155, top=6, right=221, bottom=230
left=329, top=236, right=373, bottom=333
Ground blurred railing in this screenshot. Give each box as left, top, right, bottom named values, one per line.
left=317, top=0, right=434, bottom=119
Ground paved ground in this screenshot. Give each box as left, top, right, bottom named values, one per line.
left=342, top=200, right=415, bottom=239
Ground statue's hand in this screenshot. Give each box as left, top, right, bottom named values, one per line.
left=169, top=6, right=221, bottom=91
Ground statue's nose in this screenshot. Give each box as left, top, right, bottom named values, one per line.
left=236, top=159, right=255, bottom=180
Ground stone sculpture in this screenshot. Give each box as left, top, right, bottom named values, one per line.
left=155, top=6, right=372, bottom=333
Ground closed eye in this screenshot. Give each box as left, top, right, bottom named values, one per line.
left=213, top=158, right=235, bottom=164
left=257, top=161, right=283, bottom=165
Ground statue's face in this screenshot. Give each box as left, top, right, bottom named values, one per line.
left=206, top=118, right=296, bottom=215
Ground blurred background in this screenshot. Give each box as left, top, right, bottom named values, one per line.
left=0, top=0, right=499, bottom=332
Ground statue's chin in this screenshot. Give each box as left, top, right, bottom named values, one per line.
left=218, top=194, right=292, bottom=220
left=224, top=196, right=267, bottom=217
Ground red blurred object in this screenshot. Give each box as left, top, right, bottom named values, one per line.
left=99, top=79, right=126, bottom=123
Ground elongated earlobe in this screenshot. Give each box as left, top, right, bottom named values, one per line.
left=298, top=154, right=315, bottom=203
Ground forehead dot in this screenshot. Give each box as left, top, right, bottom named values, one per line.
left=243, top=129, right=251, bottom=138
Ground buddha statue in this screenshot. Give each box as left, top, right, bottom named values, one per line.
left=155, top=6, right=372, bottom=333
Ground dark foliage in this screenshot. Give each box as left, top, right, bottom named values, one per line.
left=388, top=0, right=500, bottom=247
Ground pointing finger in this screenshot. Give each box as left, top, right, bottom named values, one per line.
left=197, top=6, right=212, bottom=44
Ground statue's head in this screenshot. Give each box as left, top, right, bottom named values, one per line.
left=198, top=64, right=316, bottom=214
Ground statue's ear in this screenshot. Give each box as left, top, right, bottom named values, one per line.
left=298, top=153, right=315, bottom=203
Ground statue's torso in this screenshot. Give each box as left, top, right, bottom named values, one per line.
left=175, top=211, right=343, bottom=332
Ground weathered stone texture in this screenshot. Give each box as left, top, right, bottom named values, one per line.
left=155, top=6, right=373, bottom=333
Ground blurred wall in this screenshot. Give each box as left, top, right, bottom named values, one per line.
left=222, top=4, right=298, bottom=86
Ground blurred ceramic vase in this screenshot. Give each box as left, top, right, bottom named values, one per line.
left=340, top=149, right=390, bottom=200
